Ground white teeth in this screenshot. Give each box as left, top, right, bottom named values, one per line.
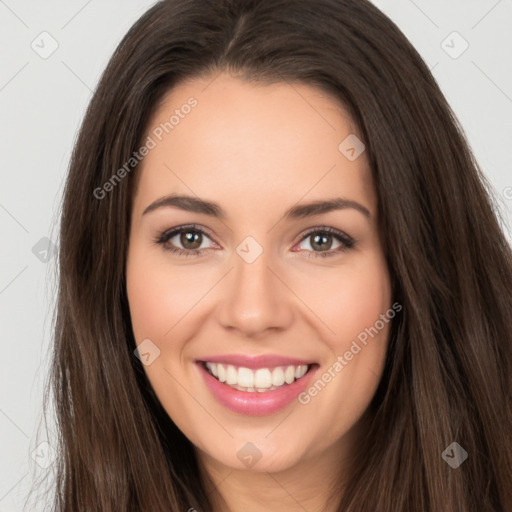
left=238, top=367, right=254, bottom=387
left=226, top=365, right=237, bottom=385
left=217, top=363, right=226, bottom=383
left=203, top=362, right=310, bottom=392
left=295, top=365, right=307, bottom=379
left=284, top=366, right=296, bottom=384
left=205, top=362, right=218, bottom=377
left=272, top=367, right=285, bottom=386
left=255, top=368, right=272, bottom=388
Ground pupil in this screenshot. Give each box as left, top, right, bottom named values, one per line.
left=181, top=231, right=202, bottom=249
left=312, top=234, right=332, bottom=251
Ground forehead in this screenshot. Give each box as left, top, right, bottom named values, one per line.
left=134, top=73, right=376, bottom=216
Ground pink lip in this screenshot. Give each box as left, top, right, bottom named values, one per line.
left=196, top=354, right=315, bottom=369
left=196, top=361, right=319, bottom=416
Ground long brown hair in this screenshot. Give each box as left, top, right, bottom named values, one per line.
left=39, top=0, right=512, bottom=510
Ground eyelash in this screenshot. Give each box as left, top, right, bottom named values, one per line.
left=153, top=223, right=355, bottom=258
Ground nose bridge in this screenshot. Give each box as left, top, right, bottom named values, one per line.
left=234, top=248, right=273, bottom=296
left=216, top=243, right=293, bottom=335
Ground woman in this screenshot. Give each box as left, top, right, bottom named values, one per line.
left=43, top=0, right=512, bottom=510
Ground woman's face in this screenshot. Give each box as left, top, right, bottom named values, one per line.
left=126, top=73, right=392, bottom=475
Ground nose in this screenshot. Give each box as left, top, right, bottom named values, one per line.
left=215, top=250, right=294, bottom=338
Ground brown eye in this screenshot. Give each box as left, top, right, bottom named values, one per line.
left=310, top=233, right=333, bottom=251
left=294, top=227, right=355, bottom=258
left=180, top=230, right=203, bottom=249
left=155, top=225, right=218, bottom=255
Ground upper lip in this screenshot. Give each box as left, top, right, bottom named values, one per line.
left=196, top=354, right=316, bottom=369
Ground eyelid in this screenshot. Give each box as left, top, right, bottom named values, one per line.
left=154, top=223, right=221, bottom=254
left=293, top=226, right=354, bottom=248
left=156, top=223, right=218, bottom=243
left=155, top=224, right=355, bottom=256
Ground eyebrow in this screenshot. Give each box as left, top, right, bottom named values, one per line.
left=142, top=194, right=371, bottom=220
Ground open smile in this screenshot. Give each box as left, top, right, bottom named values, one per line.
left=196, top=355, right=319, bottom=415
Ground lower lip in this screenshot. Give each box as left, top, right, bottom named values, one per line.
left=197, top=362, right=319, bottom=416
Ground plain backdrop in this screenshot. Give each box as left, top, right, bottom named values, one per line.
left=1, top=0, right=511, bottom=509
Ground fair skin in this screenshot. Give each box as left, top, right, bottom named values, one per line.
left=126, top=73, right=392, bottom=512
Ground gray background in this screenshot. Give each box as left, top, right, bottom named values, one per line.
left=1, top=0, right=511, bottom=509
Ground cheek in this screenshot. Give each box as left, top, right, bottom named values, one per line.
left=318, top=260, right=391, bottom=405
left=292, top=254, right=391, bottom=345
left=126, top=247, right=200, bottom=409
left=126, top=246, right=210, bottom=342
left=293, top=253, right=391, bottom=413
